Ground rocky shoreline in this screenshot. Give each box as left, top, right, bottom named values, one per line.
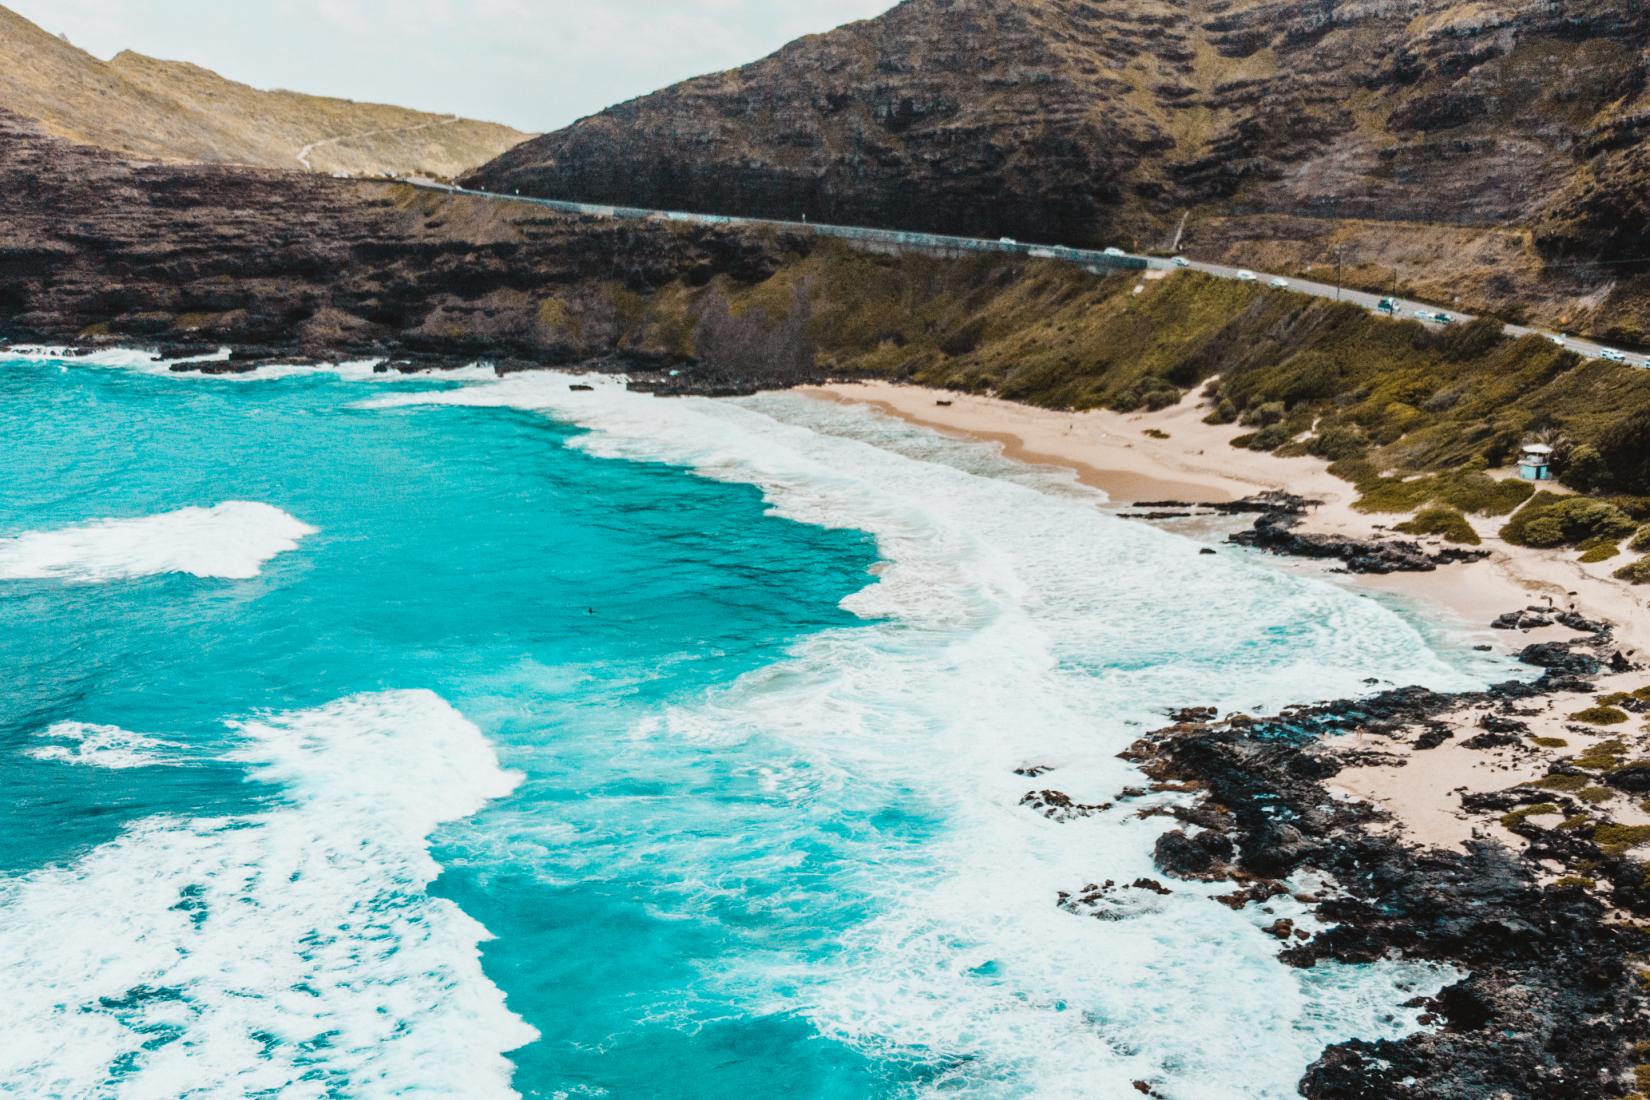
left=1032, top=616, right=1650, bottom=1098
left=1121, top=493, right=1492, bottom=575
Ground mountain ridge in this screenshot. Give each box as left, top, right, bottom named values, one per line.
left=466, top=0, right=1650, bottom=337
left=0, top=4, right=531, bottom=178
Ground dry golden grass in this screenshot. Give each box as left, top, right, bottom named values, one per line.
left=0, top=4, right=530, bottom=177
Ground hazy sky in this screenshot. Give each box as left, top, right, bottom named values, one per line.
left=9, top=0, right=898, bottom=133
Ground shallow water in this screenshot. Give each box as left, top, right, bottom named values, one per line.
left=1, top=354, right=1516, bottom=1098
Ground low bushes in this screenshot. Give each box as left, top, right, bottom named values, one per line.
left=1500, top=492, right=1640, bottom=548
left=1347, top=466, right=1536, bottom=518
left=1615, top=556, right=1650, bottom=584
left=1570, top=706, right=1631, bottom=726
left=1396, top=506, right=1481, bottom=545
left=1578, top=537, right=1621, bottom=563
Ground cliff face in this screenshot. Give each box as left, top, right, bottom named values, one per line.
left=0, top=4, right=530, bottom=177
left=0, top=112, right=794, bottom=379
left=467, top=0, right=1650, bottom=260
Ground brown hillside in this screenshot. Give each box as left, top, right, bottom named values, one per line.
left=0, top=4, right=530, bottom=177
left=467, top=0, right=1650, bottom=336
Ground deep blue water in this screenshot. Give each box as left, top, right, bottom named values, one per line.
left=0, top=355, right=1511, bottom=1099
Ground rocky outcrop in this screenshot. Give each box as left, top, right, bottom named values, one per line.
left=0, top=111, right=808, bottom=389
left=466, top=0, right=1650, bottom=264
left=1230, top=507, right=1491, bottom=574
left=1121, top=663, right=1650, bottom=1098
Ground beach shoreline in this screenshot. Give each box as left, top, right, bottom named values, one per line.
left=804, top=380, right=1650, bottom=855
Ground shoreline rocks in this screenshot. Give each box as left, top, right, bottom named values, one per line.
left=1108, top=615, right=1650, bottom=1098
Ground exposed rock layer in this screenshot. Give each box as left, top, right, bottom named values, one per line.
left=468, top=0, right=1650, bottom=336
left=0, top=112, right=802, bottom=385
left=476, top=0, right=1650, bottom=243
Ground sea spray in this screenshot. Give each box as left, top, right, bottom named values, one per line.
left=0, top=502, right=316, bottom=583
left=0, top=691, right=531, bottom=1097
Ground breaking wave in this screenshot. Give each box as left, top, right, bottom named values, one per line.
left=0, top=502, right=316, bottom=583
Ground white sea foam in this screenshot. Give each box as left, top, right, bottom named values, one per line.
left=0, top=690, right=533, bottom=1098
left=26, top=722, right=175, bottom=769
left=369, top=373, right=1500, bottom=1098
left=0, top=502, right=316, bottom=583
left=3, top=344, right=501, bottom=383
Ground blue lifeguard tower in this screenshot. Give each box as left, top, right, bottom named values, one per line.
left=1518, top=443, right=1553, bottom=481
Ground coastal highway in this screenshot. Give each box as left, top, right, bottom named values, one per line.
left=399, top=178, right=1645, bottom=369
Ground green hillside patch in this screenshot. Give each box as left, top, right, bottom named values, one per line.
left=1617, top=557, right=1650, bottom=585
left=1396, top=506, right=1481, bottom=545
left=636, top=251, right=1650, bottom=505
left=1500, top=492, right=1643, bottom=548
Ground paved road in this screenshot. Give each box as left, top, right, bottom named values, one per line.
left=401, top=178, right=1648, bottom=370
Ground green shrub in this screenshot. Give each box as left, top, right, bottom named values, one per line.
left=1501, top=803, right=1562, bottom=828
left=1616, top=556, right=1650, bottom=585
left=1327, top=457, right=1383, bottom=488
left=1595, top=409, right=1650, bottom=495
left=1560, top=444, right=1611, bottom=493
left=1307, top=423, right=1369, bottom=461
left=1593, top=823, right=1650, bottom=855
left=1204, top=398, right=1238, bottom=425
left=1354, top=477, right=1438, bottom=514
left=1242, top=401, right=1287, bottom=428
left=1500, top=492, right=1640, bottom=548
left=1532, top=774, right=1589, bottom=792
left=1435, top=472, right=1534, bottom=516
left=1396, top=506, right=1481, bottom=545
left=1570, top=706, right=1630, bottom=726
left=1440, top=317, right=1505, bottom=361
left=1233, top=423, right=1295, bottom=451
left=1631, top=526, right=1650, bottom=553
left=1109, top=376, right=1182, bottom=413
left=1575, top=739, right=1629, bottom=770
left=1578, top=537, right=1621, bottom=563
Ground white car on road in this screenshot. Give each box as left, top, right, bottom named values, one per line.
left=1601, top=349, right=1628, bottom=363
left=1236, top=270, right=1258, bottom=282
left=1268, top=277, right=1290, bottom=289
left=1103, top=247, right=1126, bottom=257
left=1173, top=256, right=1191, bottom=268
left=1551, top=334, right=1569, bottom=346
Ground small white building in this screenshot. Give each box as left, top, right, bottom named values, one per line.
left=1518, top=443, right=1554, bottom=481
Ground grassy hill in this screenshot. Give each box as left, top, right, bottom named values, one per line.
left=0, top=4, right=530, bottom=177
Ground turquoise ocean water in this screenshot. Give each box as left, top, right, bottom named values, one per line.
left=1, top=353, right=1516, bottom=1099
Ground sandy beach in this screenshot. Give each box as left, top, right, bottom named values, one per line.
left=807, top=380, right=1650, bottom=854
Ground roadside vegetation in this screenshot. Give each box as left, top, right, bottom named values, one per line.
left=627, top=248, right=1650, bottom=554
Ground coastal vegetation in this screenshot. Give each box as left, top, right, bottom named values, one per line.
left=1395, top=507, right=1481, bottom=546
left=632, top=248, right=1650, bottom=544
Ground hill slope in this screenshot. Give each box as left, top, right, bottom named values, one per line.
left=467, top=0, right=1650, bottom=331
left=0, top=4, right=530, bottom=177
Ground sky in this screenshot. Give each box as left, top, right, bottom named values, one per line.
left=8, top=0, right=899, bottom=133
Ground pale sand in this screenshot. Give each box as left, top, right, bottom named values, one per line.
left=805, top=380, right=1650, bottom=853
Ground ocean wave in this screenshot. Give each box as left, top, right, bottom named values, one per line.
left=4, top=345, right=501, bottom=383
left=0, top=690, right=533, bottom=1097
left=26, top=722, right=176, bottom=769
left=362, top=373, right=1488, bottom=1097
left=0, top=502, right=316, bottom=583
